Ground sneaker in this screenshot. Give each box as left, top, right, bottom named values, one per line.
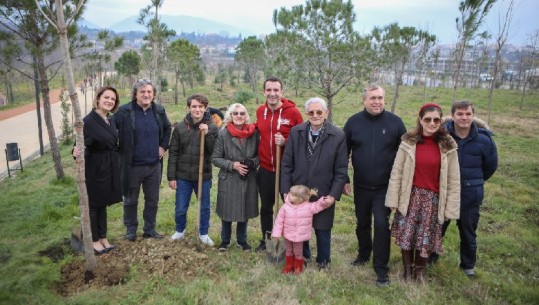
left=125, top=231, right=137, bottom=241
left=237, top=242, right=252, bottom=251
left=463, top=269, right=476, bottom=278
left=255, top=241, right=266, bottom=252
left=171, top=231, right=185, bottom=240
left=218, top=242, right=229, bottom=251
left=142, top=231, right=165, bottom=239
left=199, top=234, right=214, bottom=246
left=351, top=255, right=369, bottom=266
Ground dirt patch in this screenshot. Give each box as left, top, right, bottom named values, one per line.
left=55, top=237, right=218, bottom=297
left=38, top=243, right=66, bottom=263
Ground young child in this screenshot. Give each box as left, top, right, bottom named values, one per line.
left=272, top=185, right=334, bottom=275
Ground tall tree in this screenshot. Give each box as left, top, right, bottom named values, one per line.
left=114, top=50, right=142, bottom=86
left=452, top=0, right=496, bottom=100
left=371, top=23, right=436, bottom=112
left=234, top=36, right=266, bottom=98
left=90, top=30, right=123, bottom=87
left=35, top=0, right=96, bottom=272
left=166, top=38, right=203, bottom=103
left=0, top=0, right=86, bottom=180
left=272, top=0, right=371, bottom=121
left=520, top=30, right=539, bottom=110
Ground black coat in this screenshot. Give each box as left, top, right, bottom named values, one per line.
left=83, top=110, right=122, bottom=207
left=281, top=121, right=349, bottom=230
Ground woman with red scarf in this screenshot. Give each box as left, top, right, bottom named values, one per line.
left=212, top=103, right=260, bottom=251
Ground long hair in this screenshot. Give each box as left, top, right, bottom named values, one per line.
left=409, top=103, right=449, bottom=143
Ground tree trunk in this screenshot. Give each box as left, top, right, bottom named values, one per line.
left=55, top=0, right=96, bottom=272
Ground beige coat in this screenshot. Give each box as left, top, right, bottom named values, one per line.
left=385, top=132, right=461, bottom=224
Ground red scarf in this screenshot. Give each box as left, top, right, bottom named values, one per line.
left=227, top=123, right=256, bottom=143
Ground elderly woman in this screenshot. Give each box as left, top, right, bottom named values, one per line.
left=385, top=103, right=460, bottom=284
left=212, top=103, right=259, bottom=251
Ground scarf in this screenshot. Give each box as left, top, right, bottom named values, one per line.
left=307, top=121, right=326, bottom=160
left=227, top=123, right=256, bottom=143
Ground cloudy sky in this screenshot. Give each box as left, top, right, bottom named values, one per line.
left=82, top=0, right=538, bottom=45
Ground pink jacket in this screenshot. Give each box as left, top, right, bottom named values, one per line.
left=272, top=195, right=329, bottom=242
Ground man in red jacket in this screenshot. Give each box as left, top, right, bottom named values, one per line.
left=255, top=76, right=304, bottom=252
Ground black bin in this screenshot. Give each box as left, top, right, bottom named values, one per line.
left=6, top=143, right=19, bottom=161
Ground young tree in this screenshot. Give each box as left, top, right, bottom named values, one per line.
left=520, top=30, right=539, bottom=110
left=272, top=0, right=371, bottom=121
left=371, top=23, right=436, bottom=112
left=114, top=50, right=142, bottom=86
left=166, top=38, right=203, bottom=103
left=452, top=0, right=497, bottom=100
left=234, top=36, right=266, bottom=96
left=89, top=30, right=123, bottom=87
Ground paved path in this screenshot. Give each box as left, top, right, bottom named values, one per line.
left=0, top=87, right=94, bottom=179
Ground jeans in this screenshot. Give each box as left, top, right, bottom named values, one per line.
left=174, top=178, right=212, bottom=235
left=123, top=163, right=161, bottom=234
left=303, top=229, right=332, bottom=265
left=220, top=220, right=248, bottom=244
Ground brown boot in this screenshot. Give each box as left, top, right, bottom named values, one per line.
left=401, top=249, right=414, bottom=282
left=414, top=250, right=428, bottom=284
left=282, top=255, right=295, bottom=274
left=294, top=258, right=304, bottom=275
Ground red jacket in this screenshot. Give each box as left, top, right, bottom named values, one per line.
left=255, top=98, right=303, bottom=172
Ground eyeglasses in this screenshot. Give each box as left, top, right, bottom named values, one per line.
left=369, top=96, right=384, bottom=101
left=307, top=110, right=324, bottom=116
left=422, top=117, right=441, bottom=124
left=232, top=111, right=246, bottom=116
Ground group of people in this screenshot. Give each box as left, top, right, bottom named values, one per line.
left=75, top=77, right=498, bottom=287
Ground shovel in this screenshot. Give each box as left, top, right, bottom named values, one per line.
left=195, top=131, right=205, bottom=251
left=265, top=145, right=285, bottom=263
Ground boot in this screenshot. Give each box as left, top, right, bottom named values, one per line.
left=282, top=255, right=295, bottom=274
left=414, top=250, right=428, bottom=284
left=401, top=249, right=414, bottom=282
left=294, top=258, right=305, bottom=275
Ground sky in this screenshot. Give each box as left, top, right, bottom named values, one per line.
left=82, top=0, right=539, bottom=46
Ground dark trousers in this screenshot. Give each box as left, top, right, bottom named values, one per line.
left=123, top=163, right=161, bottom=234
left=436, top=205, right=480, bottom=270
left=303, top=229, right=332, bottom=265
left=258, top=167, right=276, bottom=241
left=89, top=206, right=107, bottom=242
left=354, top=187, right=391, bottom=278
left=221, top=220, right=248, bottom=244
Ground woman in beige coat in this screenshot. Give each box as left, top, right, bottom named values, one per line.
left=385, top=103, right=460, bottom=284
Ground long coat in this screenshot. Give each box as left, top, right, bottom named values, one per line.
left=211, top=126, right=259, bottom=222
left=281, top=121, right=349, bottom=230
left=385, top=132, right=461, bottom=224
left=83, top=110, right=123, bottom=207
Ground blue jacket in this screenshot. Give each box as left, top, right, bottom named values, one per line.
left=445, top=118, right=498, bottom=207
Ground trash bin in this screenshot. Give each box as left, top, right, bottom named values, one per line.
left=6, top=143, right=19, bottom=161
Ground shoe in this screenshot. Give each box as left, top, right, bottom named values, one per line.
left=351, top=255, right=369, bottom=266
left=237, top=242, right=252, bottom=251
left=317, top=262, right=328, bottom=271
left=125, top=231, right=137, bottom=241
left=171, top=231, right=185, bottom=240
left=294, top=258, right=305, bottom=275
left=463, top=268, right=476, bottom=278
left=282, top=255, right=295, bottom=274
left=142, top=231, right=165, bottom=239
left=94, top=247, right=107, bottom=255
left=427, top=252, right=439, bottom=265
left=218, top=242, right=229, bottom=251
left=375, top=279, right=390, bottom=288
left=255, top=241, right=266, bottom=252
left=199, top=234, right=214, bottom=246
left=105, top=244, right=117, bottom=252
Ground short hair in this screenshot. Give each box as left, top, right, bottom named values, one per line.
left=288, top=185, right=318, bottom=204
left=94, top=86, right=120, bottom=113
left=187, top=94, right=209, bottom=107
left=223, top=103, right=250, bottom=127
left=131, top=78, right=156, bottom=100
left=263, top=76, right=283, bottom=90
left=304, top=97, right=328, bottom=112
left=451, top=100, right=475, bottom=115
left=363, top=83, right=384, bottom=100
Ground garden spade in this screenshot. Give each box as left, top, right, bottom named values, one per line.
left=266, top=146, right=285, bottom=263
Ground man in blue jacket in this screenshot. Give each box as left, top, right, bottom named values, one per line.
left=114, top=78, right=172, bottom=241
left=430, top=100, right=498, bottom=278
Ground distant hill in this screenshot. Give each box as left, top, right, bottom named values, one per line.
left=78, top=18, right=100, bottom=30
left=107, top=15, right=255, bottom=37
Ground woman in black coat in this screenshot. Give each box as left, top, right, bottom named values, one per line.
left=74, top=86, right=123, bottom=254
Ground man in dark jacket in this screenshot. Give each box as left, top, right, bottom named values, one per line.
left=113, top=78, right=172, bottom=241
left=343, top=84, right=406, bottom=287
left=429, top=100, right=498, bottom=278
left=281, top=97, right=348, bottom=270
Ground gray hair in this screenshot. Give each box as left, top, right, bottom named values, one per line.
left=363, top=83, right=384, bottom=100
left=304, top=97, right=327, bottom=112
left=131, top=78, right=156, bottom=100
left=223, top=103, right=250, bottom=127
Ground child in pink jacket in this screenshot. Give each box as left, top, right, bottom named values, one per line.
left=272, top=185, right=333, bottom=275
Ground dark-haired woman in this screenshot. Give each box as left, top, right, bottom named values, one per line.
left=385, top=103, right=460, bottom=283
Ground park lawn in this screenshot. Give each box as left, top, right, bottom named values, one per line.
left=0, top=84, right=537, bottom=305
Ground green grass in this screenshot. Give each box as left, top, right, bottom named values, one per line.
left=0, top=83, right=538, bottom=305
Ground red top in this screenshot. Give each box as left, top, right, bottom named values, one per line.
left=413, top=135, right=441, bottom=193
